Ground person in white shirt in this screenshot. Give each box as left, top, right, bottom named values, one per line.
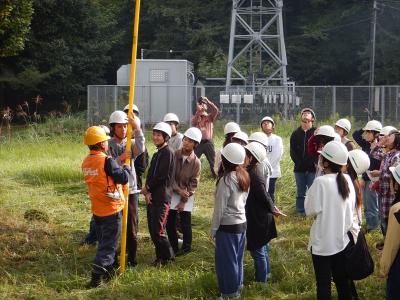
left=260, top=116, right=283, bottom=202
left=214, top=122, right=241, bottom=176
left=163, top=113, right=183, bottom=152
left=248, top=132, right=273, bottom=192
left=305, top=141, right=356, bottom=299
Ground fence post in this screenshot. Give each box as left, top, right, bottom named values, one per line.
left=350, top=86, right=354, bottom=117
left=332, top=86, right=336, bottom=116
left=396, top=86, right=399, bottom=123
left=312, top=86, right=316, bottom=108
left=114, top=86, right=118, bottom=110
left=381, top=86, right=385, bottom=125
left=236, top=103, right=240, bottom=124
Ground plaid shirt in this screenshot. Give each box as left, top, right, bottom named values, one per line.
left=379, top=150, right=400, bottom=219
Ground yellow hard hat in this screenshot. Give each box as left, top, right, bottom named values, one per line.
left=84, top=126, right=111, bottom=145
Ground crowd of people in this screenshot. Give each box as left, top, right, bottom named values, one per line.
left=80, top=97, right=400, bottom=299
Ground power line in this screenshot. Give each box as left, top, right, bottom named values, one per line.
left=286, top=15, right=372, bottom=40
left=377, top=2, right=400, bottom=12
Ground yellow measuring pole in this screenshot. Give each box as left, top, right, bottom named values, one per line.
left=120, top=0, right=141, bottom=274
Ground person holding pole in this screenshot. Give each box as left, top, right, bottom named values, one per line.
left=108, top=110, right=144, bottom=267
left=142, top=122, right=176, bottom=266
left=81, top=126, right=130, bottom=288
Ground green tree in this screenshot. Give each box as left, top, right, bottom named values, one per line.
left=0, top=0, right=121, bottom=107
left=0, top=1, right=33, bottom=57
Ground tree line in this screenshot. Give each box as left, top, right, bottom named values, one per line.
left=0, top=0, right=399, bottom=111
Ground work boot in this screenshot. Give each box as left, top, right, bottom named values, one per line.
left=87, top=272, right=102, bottom=288
left=104, top=265, right=118, bottom=282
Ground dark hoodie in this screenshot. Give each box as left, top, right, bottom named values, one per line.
left=290, top=126, right=317, bottom=172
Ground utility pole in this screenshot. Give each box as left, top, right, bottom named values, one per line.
left=368, top=0, right=377, bottom=114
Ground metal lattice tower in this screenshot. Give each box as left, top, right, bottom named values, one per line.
left=226, top=0, right=288, bottom=92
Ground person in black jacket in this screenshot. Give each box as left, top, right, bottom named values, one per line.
left=142, top=122, right=175, bottom=266
left=290, top=108, right=317, bottom=216
left=352, top=120, right=383, bottom=232
left=244, top=142, right=281, bottom=282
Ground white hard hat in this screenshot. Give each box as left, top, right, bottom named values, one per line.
left=248, top=132, right=269, bottom=147
left=232, top=131, right=249, bottom=144
left=124, top=104, right=139, bottom=114
left=333, top=132, right=341, bottom=142
left=300, top=107, right=316, bottom=119
left=163, top=113, right=180, bottom=124
left=316, top=125, right=335, bottom=138
left=390, top=164, right=400, bottom=185
left=380, top=126, right=397, bottom=136
left=245, top=142, right=267, bottom=163
left=183, top=127, right=202, bottom=144
left=224, top=122, right=241, bottom=135
left=221, top=143, right=246, bottom=165
left=99, top=125, right=110, bottom=135
left=153, top=122, right=172, bottom=138
left=363, top=120, right=382, bottom=133
left=109, top=110, right=128, bottom=124
left=335, top=118, right=351, bottom=133
left=320, top=141, right=349, bottom=166
left=260, top=116, right=275, bottom=127
left=348, top=149, right=370, bottom=175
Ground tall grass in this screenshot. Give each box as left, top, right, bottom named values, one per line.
left=0, top=114, right=386, bottom=299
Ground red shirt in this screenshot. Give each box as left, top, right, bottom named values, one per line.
left=191, top=101, right=219, bottom=140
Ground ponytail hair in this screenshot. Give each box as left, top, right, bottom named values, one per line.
left=347, top=160, right=362, bottom=208
left=322, top=156, right=350, bottom=200
left=217, top=156, right=250, bottom=192
left=336, top=170, right=350, bottom=200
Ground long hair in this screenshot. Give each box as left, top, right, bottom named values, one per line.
left=322, top=156, right=350, bottom=200
left=347, top=161, right=362, bottom=208
left=217, top=156, right=250, bottom=192
left=223, top=133, right=235, bottom=147
left=245, top=149, right=258, bottom=171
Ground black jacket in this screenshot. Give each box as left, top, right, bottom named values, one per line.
left=245, top=167, right=277, bottom=251
left=146, top=145, right=175, bottom=204
left=290, top=126, right=317, bottom=172
left=352, top=129, right=383, bottom=181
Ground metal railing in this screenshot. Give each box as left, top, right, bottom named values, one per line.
left=87, top=85, right=400, bottom=125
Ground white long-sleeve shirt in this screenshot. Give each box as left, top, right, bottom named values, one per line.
left=305, top=173, right=355, bottom=256
left=266, top=133, right=283, bottom=178
left=257, top=158, right=273, bottom=192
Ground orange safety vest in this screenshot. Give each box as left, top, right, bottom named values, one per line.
left=81, top=150, right=126, bottom=217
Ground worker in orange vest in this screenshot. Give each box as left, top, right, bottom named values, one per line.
left=81, top=126, right=131, bottom=288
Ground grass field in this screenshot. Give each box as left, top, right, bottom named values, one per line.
left=0, top=115, right=387, bottom=299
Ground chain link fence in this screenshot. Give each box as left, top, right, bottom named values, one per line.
left=88, top=85, right=400, bottom=126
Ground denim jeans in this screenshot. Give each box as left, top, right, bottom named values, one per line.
left=93, top=212, right=122, bottom=273
left=362, top=181, right=379, bottom=230
left=268, top=178, right=278, bottom=203
left=250, top=244, right=270, bottom=282
left=294, top=172, right=315, bottom=214
left=387, top=249, right=400, bottom=300
left=215, top=230, right=245, bottom=298
left=84, top=216, right=97, bottom=245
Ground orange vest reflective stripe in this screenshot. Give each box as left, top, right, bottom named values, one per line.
left=81, top=151, right=125, bottom=216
